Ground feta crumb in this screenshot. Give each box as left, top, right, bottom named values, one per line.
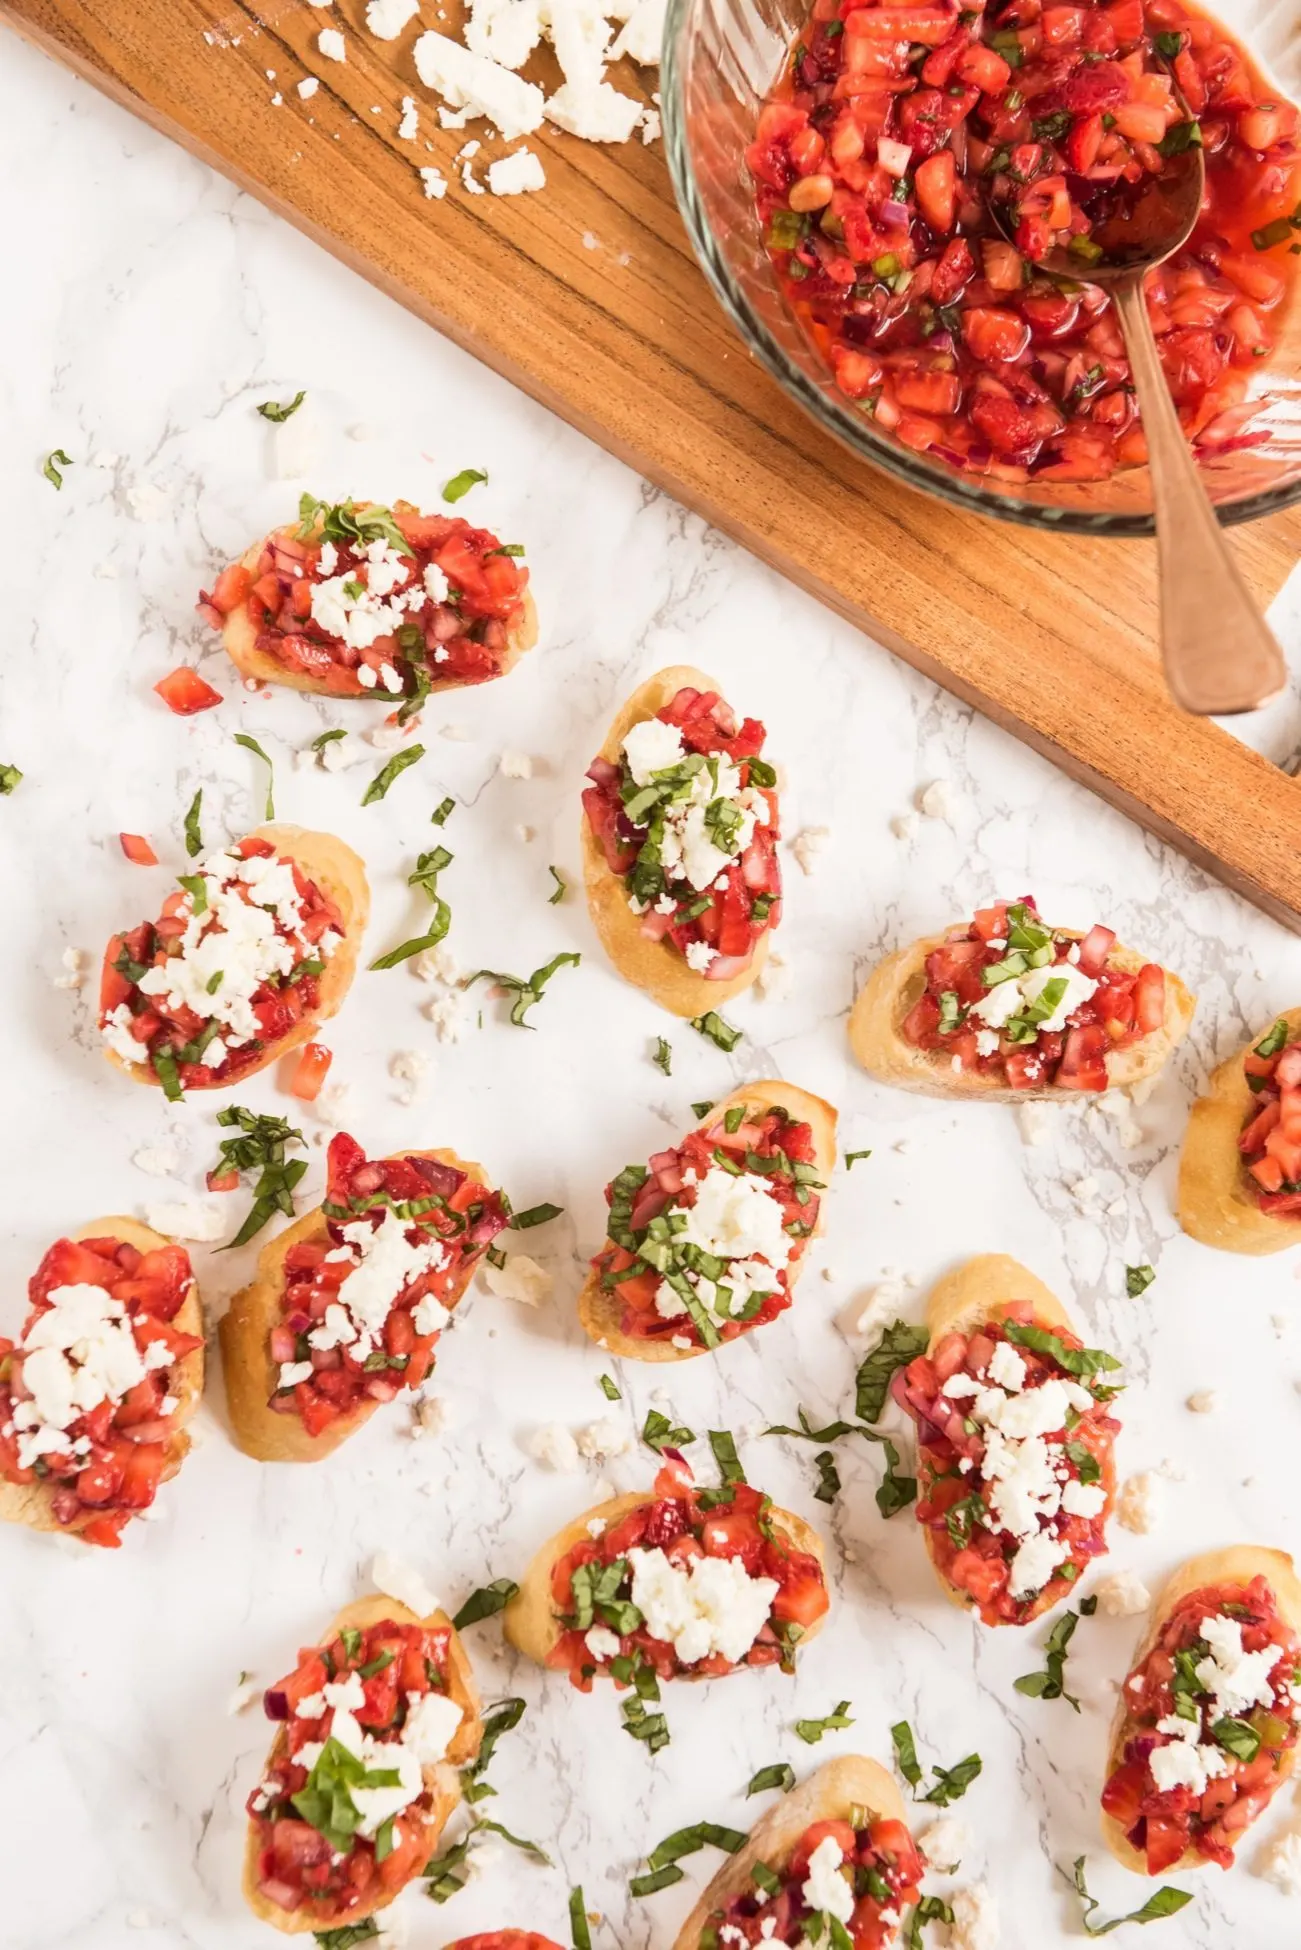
left=132, top=1142, right=181, bottom=1179
left=528, top=1422, right=581, bottom=1471
left=390, top=1049, right=433, bottom=1104
left=1187, top=1389, right=1217, bottom=1414
left=315, top=1083, right=352, bottom=1128
left=398, top=95, right=420, bottom=138
left=499, top=749, right=533, bottom=778
left=1095, top=1088, right=1144, bottom=1150
left=790, top=826, right=829, bottom=875
left=1258, top=1828, right=1301, bottom=1894
left=890, top=811, right=917, bottom=840
left=53, top=946, right=89, bottom=990
left=576, top=1416, right=631, bottom=1461
left=483, top=1254, right=553, bottom=1307
left=917, top=778, right=955, bottom=821
left=920, top=1817, right=969, bottom=1874
left=1092, top=1571, right=1152, bottom=1619
left=641, top=107, right=661, bottom=143
left=414, top=29, right=546, bottom=141
left=487, top=147, right=546, bottom=195
left=144, top=1201, right=225, bottom=1242
left=949, top=1882, right=999, bottom=1950
left=366, top=0, right=421, bottom=37
left=465, top=0, right=543, bottom=68
left=414, top=942, right=459, bottom=985
left=318, top=27, right=347, bottom=58
left=298, top=76, right=320, bottom=98
left=755, top=951, right=792, bottom=1001
left=411, top=1395, right=449, bottom=1437
left=420, top=165, right=448, bottom=199
left=372, top=1550, right=440, bottom=1617
left=1117, top=1472, right=1162, bottom=1535
left=426, top=989, right=475, bottom=1043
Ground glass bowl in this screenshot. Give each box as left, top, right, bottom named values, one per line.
left=660, top=0, right=1301, bottom=535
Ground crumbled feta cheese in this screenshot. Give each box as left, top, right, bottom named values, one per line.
left=1008, top=1529, right=1068, bottom=1600
left=640, top=106, right=660, bottom=142
left=611, top=0, right=665, bottom=64
left=802, top=1836, right=854, bottom=1925
left=622, top=715, right=684, bottom=784
left=1258, top=1828, right=1301, bottom=1894
left=499, top=749, right=533, bottom=778
left=12, top=1282, right=178, bottom=1469
left=298, top=76, right=320, bottom=98
left=318, top=26, right=347, bottom=58
left=315, top=1083, right=352, bottom=1128
left=890, top=810, right=917, bottom=840
left=372, top=1550, right=440, bottom=1618
left=628, top=1546, right=778, bottom=1664
left=487, top=147, right=547, bottom=194
left=1187, top=1389, right=1217, bottom=1414
left=920, top=1817, right=969, bottom=1874
left=465, top=0, right=543, bottom=67
left=917, top=778, right=955, bottom=821
left=546, top=77, right=643, bottom=141
left=398, top=95, right=420, bottom=137
left=755, top=951, right=791, bottom=1001
left=684, top=939, right=717, bottom=973
left=132, top=1141, right=181, bottom=1178
left=528, top=1422, right=581, bottom=1471
left=414, top=30, right=546, bottom=140
left=1095, top=1088, right=1144, bottom=1149
left=1196, top=1613, right=1284, bottom=1716
left=1117, top=1472, right=1162, bottom=1534
left=414, top=941, right=459, bottom=985
left=584, top=1624, right=622, bottom=1661
left=390, top=1048, right=434, bottom=1104
left=949, top=1883, right=999, bottom=1950
left=987, top=1341, right=1026, bottom=1392
left=53, top=946, right=89, bottom=990
left=144, top=1201, right=225, bottom=1242
left=420, top=165, right=448, bottom=198
left=1093, top=1570, right=1151, bottom=1617
left=410, top=1394, right=449, bottom=1438
left=576, top=1416, right=631, bottom=1461
left=366, top=0, right=421, bottom=37
left=427, top=988, right=475, bottom=1042
left=483, top=1254, right=552, bottom=1307
left=1149, top=1736, right=1226, bottom=1797
left=790, top=826, right=829, bottom=874
left=1016, top=1102, right=1051, bottom=1147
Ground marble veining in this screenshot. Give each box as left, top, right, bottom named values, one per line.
left=4, top=26, right=1301, bottom=1950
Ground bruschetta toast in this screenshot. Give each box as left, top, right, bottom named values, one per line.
left=242, top=1593, right=483, bottom=1934
left=849, top=897, right=1194, bottom=1101
left=100, top=824, right=368, bottom=1098
left=578, top=1080, right=836, bottom=1362
left=221, top=1133, right=508, bottom=1462
left=1178, top=1009, right=1301, bottom=1255
left=672, top=1756, right=924, bottom=1950
left=0, top=1219, right=203, bottom=1548
left=894, top=1255, right=1122, bottom=1626
left=1102, top=1548, right=1301, bottom=1876
left=444, top=1939, right=565, bottom=1950
left=201, top=495, right=537, bottom=700
left=503, top=1475, right=829, bottom=1683
left=581, top=667, right=782, bottom=1015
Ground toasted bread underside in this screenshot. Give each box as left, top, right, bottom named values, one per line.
left=1177, top=1007, right=1301, bottom=1256
left=222, top=524, right=538, bottom=696
left=581, top=665, right=774, bottom=1018
left=220, top=1146, right=492, bottom=1463
left=577, top=1079, right=838, bottom=1364
left=848, top=930, right=1195, bottom=1103
left=103, top=824, right=370, bottom=1092
left=242, top=1594, right=483, bottom=1934
left=502, top=1489, right=828, bottom=1670
left=918, top=1254, right=1097, bottom=1628
left=671, top=1755, right=909, bottom=1950
left=0, top=1217, right=205, bottom=1540
left=1102, top=1547, right=1301, bottom=1875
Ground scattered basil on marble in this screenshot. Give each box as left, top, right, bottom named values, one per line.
left=363, top=743, right=426, bottom=806
left=443, top=467, right=488, bottom=503
left=233, top=733, right=275, bottom=819
left=43, top=448, right=72, bottom=489
left=257, top=390, right=306, bottom=421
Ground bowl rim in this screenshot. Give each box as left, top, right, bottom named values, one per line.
left=659, top=0, right=1301, bottom=539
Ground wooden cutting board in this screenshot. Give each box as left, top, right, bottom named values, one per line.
left=8, top=0, right=1301, bottom=925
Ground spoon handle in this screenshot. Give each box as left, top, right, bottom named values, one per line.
left=1113, top=276, right=1287, bottom=717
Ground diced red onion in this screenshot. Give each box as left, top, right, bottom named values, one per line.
left=263, top=1689, right=290, bottom=1721
left=878, top=136, right=912, bottom=177
left=880, top=198, right=910, bottom=229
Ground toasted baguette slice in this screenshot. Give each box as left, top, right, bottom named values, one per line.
left=577, top=1080, right=837, bottom=1364
left=102, top=824, right=369, bottom=1092
left=502, top=1488, right=828, bottom=1672
left=242, top=1593, right=483, bottom=1934
left=672, top=1756, right=910, bottom=1950
left=0, top=1218, right=204, bottom=1540
left=1102, top=1547, right=1301, bottom=1875
left=221, top=514, right=538, bottom=696
left=581, top=666, right=774, bottom=1017
left=221, top=1146, right=491, bottom=1463
left=917, top=1255, right=1109, bottom=1626
left=849, top=928, right=1194, bottom=1102
left=1178, top=1008, right=1301, bottom=1256
left=442, top=1939, right=565, bottom=1950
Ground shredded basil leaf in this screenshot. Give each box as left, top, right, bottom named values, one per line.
left=622, top=1693, right=670, bottom=1751
left=465, top=952, right=581, bottom=1028
left=430, top=795, right=456, bottom=826
left=43, top=448, right=72, bottom=489
left=1254, top=1018, right=1290, bottom=1059
left=211, top=1107, right=307, bottom=1251
left=1125, top=1263, right=1156, bottom=1298
left=258, top=390, right=306, bottom=422
left=370, top=843, right=452, bottom=970
left=183, top=788, right=204, bottom=858
left=1072, top=1857, right=1193, bottom=1934
left=643, top=1408, right=694, bottom=1452
left=796, top=1701, right=854, bottom=1744
left=856, top=1318, right=929, bottom=1422
left=1014, top=1609, right=1083, bottom=1712
left=708, top=1428, right=745, bottom=1483
left=903, top=1896, right=954, bottom=1948
left=691, top=1010, right=742, bottom=1051
left=362, top=743, right=426, bottom=806
left=813, top=1450, right=840, bottom=1503
left=0, top=764, right=21, bottom=795
left=748, top=1762, right=796, bottom=1795
left=313, top=1923, right=380, bottom=1948
left=570, top=1887, right=593, bottom=1950
left=233, top=733, right=275, bottom=819
left=443, top=467, right=488, bottom=503
left=459, top=1696, right=526, bottom=1804
left=1002, top=1318, right=1122, bottom=1380
left=654, top=1036, right=672, bottom=1075
left=452, top=1578, right=519, bottom=1629
left=598, top=1373, right=621, bottom=1400
left=548, top=865, right=567, bottom=904
left=299, top=494, right=414, bottom=557
left=891, top=1720, right=923, bottom=1788
left=844, top=1149, right=872, bottom=1169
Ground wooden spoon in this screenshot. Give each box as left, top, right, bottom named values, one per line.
left=996, top=140, right=1286, bottom=716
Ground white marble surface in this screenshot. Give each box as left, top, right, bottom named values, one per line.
left=5, top=24, right=1301, bottom=1950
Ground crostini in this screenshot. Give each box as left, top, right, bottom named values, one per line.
left=1178, top=1010, right=1301, bottom=1255
left=578, top=1081, right=836, bottom=1362
left=672, top=1755, right=924, bottom=1950
left=849, top=897, right=1194, bottom=1100
left=242, top=1593, right=483, bottom=1934
left=100, top=825, right=368, bottom=1098
left=221, top=1132, right=508, bottom=1462
left=894, top=1255, right=1123, bottom=1626
left=445, top=1940, right=565, bottom=1950
left=0, top=1220, right=203, bottom=1548
left=1102, top=1548, right=1301, bottom=1875
left=581, top=667, right=782, bottom=1015
left=200, top=495, right=537, bottom=701
left=502, top=1469, right=829, bottom=1685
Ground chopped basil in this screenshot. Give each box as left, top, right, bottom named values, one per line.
left=314, top=1923, right=380, bottom=1948
left=631, top=1821, right=745, bottom=1895
left=570, top=1887, right=593, bottom=1950
left=443, top=467, right=488, bottom=502
left=1065, top=1441, right=1101, bottom=1486
left=452, top=1578, right=519, bottom=1629
left=844, top=1149, right=872, bottom=1169
left=1002, top=1318, right=1122, bottom=1382
left=487, top=542, right=526, bottom=558
left=691, top=1010, right=742, bottom=1051
left=709, top=1428, right=745, bottom=1484
left=691, top=1099, right=715, bottom=1118
left=629, top=1863, right=684, bottom=1897
left=370, top=843, right=452, bottom=970
left=653, top=1036, right=672, bottom=1075
left=1014, top=1609, right=1083, bottom=1711
left=233, top=733, right=275, bottom=819
left=643, top=1408, right=694, bottom=1452
left=548, top=865, right=567, bottom=904
left=765, top=1404, right=915, bottom=1519
left=747, top=1762, right=796, bottom=1795
left=813, top=1450, right=840, bottom=1502
left=724, top=1104, right=746, bottom=1134
left=903, top=1898, right=954, bottom=1948
left=258, top=390, right=306, bottom=421
left=1211, top=1715, right=1262, bottom=1762
left=183, top=788, right=204, bottom=857
left=1160, top=119, right=1203, bottom=158
left=891, top=1720, right=923, bottom=1788
left=1154, top=28, right=1183, bottom=54
left=1080, top=1594, right=1098, bottom=1616
left=922, top=1753, right=982, bottom=1806
left=856, top=1318, right=929, bottom=1422
left=459, top=1695, right=526, bottom=1804
left=599, top=1373, right=621, bottom=1401
left=152, top=1046, right=183, bottom=1102
left=430, top=795, right=456, bottom=826
left=796, top=1700, right=854, bottom=1744
left=424, top=1834, right=473, bottom=1901
left=43, top=448, right=72, bottom=489
left=1255, top=1018, right=1290, bottom=1059
left=474, top=1815, right=552, bottom=1863
left=298, top=494, right=414, bottom=557
left=177, top=873, right=208, bottom=913
left=291, top=1735, right=403, bottom=1851
left=362, top=743, right=426, bottom=806
left=936, top=989, right=965, bottom=1036
left=510, top=1201, right=563, bottom=1230
left=1125, top=1263, right=1156, bottom=1298
left=311, top=729, right=346, bottom=756
left=0, top=763, right=21, bottom=795
left=622, top=1693, right=670, bottom=1751
left=465, top=951, right=581, bottom=1028
left=373, top=1816, right=396, bottom=1864
left=211, top=1107, right=308, bottom=1251
left=1071, top=1857, right=1193, bottom=1934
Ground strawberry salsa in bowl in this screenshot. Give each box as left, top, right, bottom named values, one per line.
left=662, top=0, right=1301, bottom=527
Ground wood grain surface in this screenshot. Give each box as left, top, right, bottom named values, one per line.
left=7, top=0, right=1301, bottom=924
